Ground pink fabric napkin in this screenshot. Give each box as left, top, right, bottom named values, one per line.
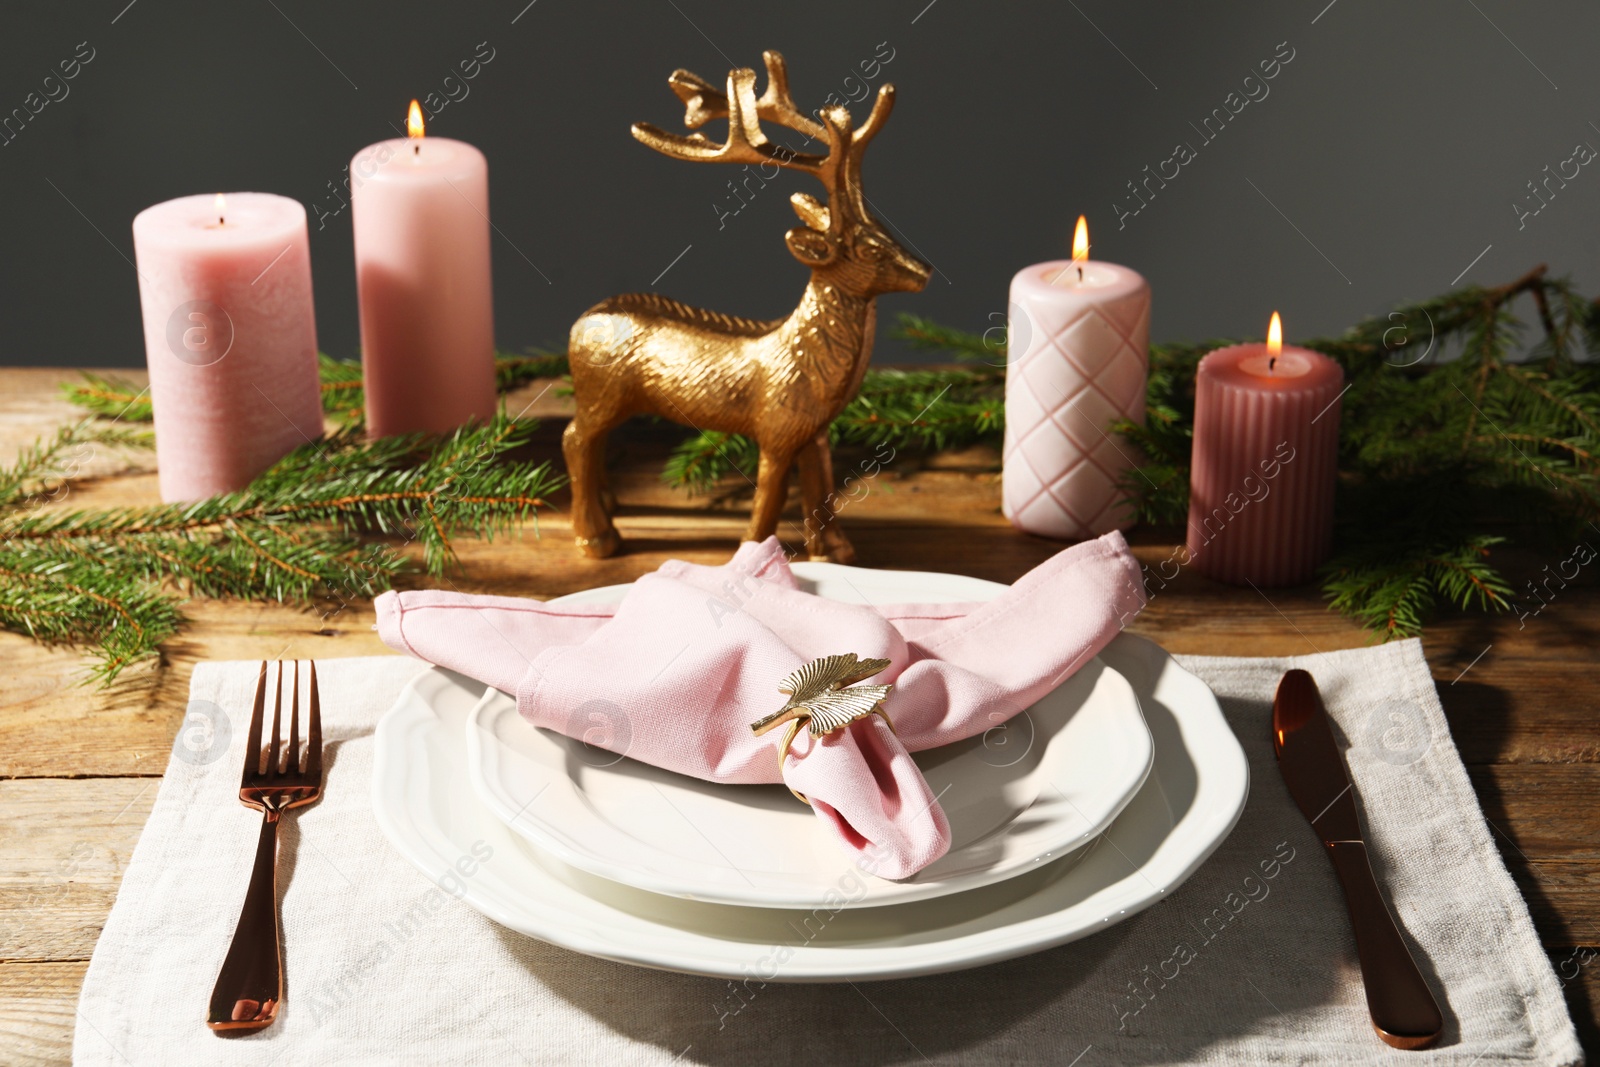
left=374, top=533, right=1145, bottom=878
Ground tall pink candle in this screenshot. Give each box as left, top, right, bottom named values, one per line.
left=350, top=104, right=496, bottom=437
left=132, top=192, right=322, bottom=502
left=1003, top=217, right=1150, bottom=539
left=1185, top=313, right=1344, bottom=587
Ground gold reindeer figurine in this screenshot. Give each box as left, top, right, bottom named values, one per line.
left=564, top=50, right=931, bottom=562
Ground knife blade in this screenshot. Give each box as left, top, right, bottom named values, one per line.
left=1273, top=668, right=1443, bottom=1050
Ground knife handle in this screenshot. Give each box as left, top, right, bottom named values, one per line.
left=1325, top=841, right=1442, bottom=1050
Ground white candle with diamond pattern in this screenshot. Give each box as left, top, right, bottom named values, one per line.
left=1002, top=219, right=1150, bottom=539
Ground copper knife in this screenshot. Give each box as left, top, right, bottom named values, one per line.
left=1273, top=669, right=1442, bottom=1050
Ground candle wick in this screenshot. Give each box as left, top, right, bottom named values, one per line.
left=1268, top=356, right=1277, bottom=374
left=1076, top=265, right=1083, bottom=282
left=413, top=143, right=420, bottom=156
left=218, top=216, right=224, bottom=226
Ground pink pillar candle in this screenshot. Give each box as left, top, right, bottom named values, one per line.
left=350, top=119, right=496, bottom=437
left=1185, top=327, right=1344, bottom=587
left=1003, top=249, right=1150, bottom=539
left=132, top=192, right=322, bottom=502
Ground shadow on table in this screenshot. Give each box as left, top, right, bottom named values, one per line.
left=276, top=735, right=353, bottom=1009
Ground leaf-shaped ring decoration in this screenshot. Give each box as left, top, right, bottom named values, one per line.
left=750, top=653, right=895, bottom=804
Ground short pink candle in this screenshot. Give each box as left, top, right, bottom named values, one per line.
left=132, top=192, right=322, bottom=502
left=1185, top=313, right=1344, bottom=587
left=350, top=104, right=496, bottom=437
left=1003, top=216, right=1150, bottom=540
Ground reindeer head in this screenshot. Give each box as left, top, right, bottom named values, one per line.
left=633, top=51, right=932, bottom=298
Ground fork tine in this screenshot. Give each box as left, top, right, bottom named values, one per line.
left=267, top=660, right=284, bottom=777
left=243, top=662, right=267, bottom=784
left=305, top=661, right=322, bottom=779
left=288, top=661, right=301, bottom=774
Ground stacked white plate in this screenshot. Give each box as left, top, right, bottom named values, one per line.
left=373, top=563, right=1249, bottom=981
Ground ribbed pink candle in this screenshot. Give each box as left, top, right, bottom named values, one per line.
left=1185, top=327, right=1343, bottom=587
left=1002, top=235, right=1150, bottom=539
left=132, top=192, right=322, bottom=502
left=351, top=110, right=496, bottom=437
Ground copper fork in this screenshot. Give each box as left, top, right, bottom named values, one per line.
left=207, top=661, right=323, bottom=1032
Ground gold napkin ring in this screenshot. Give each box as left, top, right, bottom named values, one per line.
left=749, top=653, right=896, bottom=806
left=773, top=707, right=895, bottom=805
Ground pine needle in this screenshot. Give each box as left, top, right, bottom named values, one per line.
left=894, top=314, right=1006, bottom=364
left=60, top=373, right=152, bottom=422
left=0, top=420, right=152, bottom=508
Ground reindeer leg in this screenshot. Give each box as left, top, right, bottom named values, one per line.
left=794, top=439, right=831, bottom=560
left=593, top=440, right=617, bottom=519
left=562, top=414, right=622, bottom=558
left=795, top=433, right=857, bottom=564
left=744, top=445, right=796, bottom=547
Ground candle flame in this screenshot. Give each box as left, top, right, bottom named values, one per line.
left=1072, top=215, right=1089, bottom=263
left=214, top=193, right=225, bottom=225
left=1267, top=311, right=1283, bottom=358
left=407, top=99, right=425, bottom=139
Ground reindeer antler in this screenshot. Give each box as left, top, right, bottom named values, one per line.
left=631, top=51, right=897, bottom=230
left=664, top=52, right=824, bottom=141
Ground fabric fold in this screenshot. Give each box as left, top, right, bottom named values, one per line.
left=374, top=532, right=1145, bottom=877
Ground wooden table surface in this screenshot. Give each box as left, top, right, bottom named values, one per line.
left=0, top=368, right=1595, bottom=1062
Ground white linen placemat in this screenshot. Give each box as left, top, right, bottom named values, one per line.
left=74, top=640, right=1582, bottom=1065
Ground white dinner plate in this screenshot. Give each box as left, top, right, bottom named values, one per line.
left=464, top=563, right=1155, bottom=909
left=372, top=631, right=1249, bottom=982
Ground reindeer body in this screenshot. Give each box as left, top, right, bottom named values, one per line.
left=573, top=286, right=871, bottom=443
left=563, top=51, right=929, bottom=561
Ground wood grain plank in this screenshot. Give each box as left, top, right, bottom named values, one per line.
left=1550, top=947, right=1600, bottom=1054
left=0, top=960, right=84, bottom=1067
left=0, top=780, right=154, bottom=962
left=1470, top=765, right=1600, bottom=954
left=1437, top=660, right=1600, bottom=766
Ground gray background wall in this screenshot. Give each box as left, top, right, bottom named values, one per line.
left=2, top=0, right=1596, bottom=368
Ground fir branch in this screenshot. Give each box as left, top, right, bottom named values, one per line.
left=317, top=354, right=367, bottom=425
left=0, top=420, right=152, bottom=509
left=834, top=395, right=1004, bottom=451
left=1322, top=535, right=1511, bottom=639
left=1499, top=363, right=1600, bottom=439
left=496, top=348, right=570, bottom=391
left=60, top=373, right=152, bottom=421
left=893, top=314, right=1005, bottom=363
left=0, top=552, right=185, bottom=682
left=660, top=431, right=759, bottom=494
left=1108, top=340, right=1216, bottom=525
left=0, top=413, right=563, bottom=681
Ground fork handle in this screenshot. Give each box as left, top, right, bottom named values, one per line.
left=207, top=810, right=282, bottom=1031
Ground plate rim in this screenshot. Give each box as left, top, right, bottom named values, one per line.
left=372, top=629, right=1250, bottom=982
left=463, top=562, right=1153, bottom=908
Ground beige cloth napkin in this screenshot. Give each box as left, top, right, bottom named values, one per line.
left=74, top=640, right=1582, bottom=1065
